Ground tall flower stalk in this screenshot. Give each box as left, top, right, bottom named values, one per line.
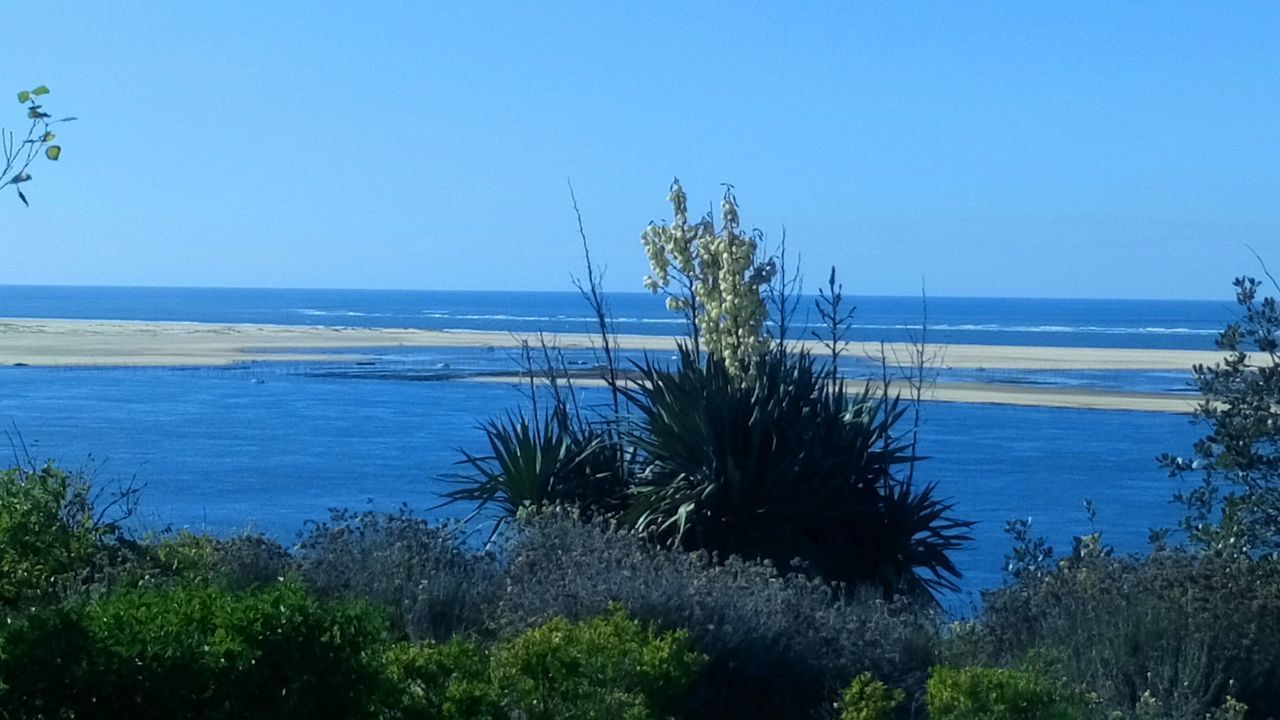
left=641, top=179, right=776, bottom=378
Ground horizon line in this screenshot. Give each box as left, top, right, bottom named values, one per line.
left=0, top=281, right=1238, bottom=305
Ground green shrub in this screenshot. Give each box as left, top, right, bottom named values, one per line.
left=838, top=672, right=904, bottom=720
left=0, top=582, right=392, bottom=720
left=0, top=464, right=105, bottom=605
left=497, top=514, right=938, bottom=720
left=379, top=605, right=704, bottom=720
left=926, top=666, right=1079, bottom=720
left=491, top=604, right=705, bottom=720
left=383, top=640, right=502, bottom=720
left=963, top=552, right=1280, bottom=718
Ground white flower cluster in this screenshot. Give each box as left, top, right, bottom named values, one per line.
left=640, top=179, right=777, bottom=377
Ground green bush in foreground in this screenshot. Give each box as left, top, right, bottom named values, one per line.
left=926, top=666, right=1079, bottom=720
left=491, top=604, right=706, bottom=720
left=838, top=672, right=904, bottom=720
left=0, top=464, right=105, bottom=606
left=377, top=603, right=707, bottom=720
left=0, top=582, right=392, bottom=720
left=383, top=640, right=503, bottom=719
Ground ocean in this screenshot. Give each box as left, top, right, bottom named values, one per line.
left=0, top=286, right=1228, bottom=603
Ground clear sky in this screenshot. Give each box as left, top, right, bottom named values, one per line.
left=1, top=2, right=1276, bottom=299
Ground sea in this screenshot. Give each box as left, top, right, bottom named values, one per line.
left=0, top=285, right=1240, bottom=606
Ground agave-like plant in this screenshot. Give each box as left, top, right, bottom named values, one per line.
left=439, top=408, right=628, bottom=542
left=616, top=346, right=972, bottom=599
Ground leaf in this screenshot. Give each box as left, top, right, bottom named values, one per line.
left=16, top=91, right=29, bottom=103
left=11, top=171, right=31, bottom=184
left=41, top=132, right=54, bottom=142
left=56, top=117, right=78, bottom=122
left=27, top=109, right=50, bottom=120
left=45, top=145, right=60, bottom=161
left=16, top=188, right=27, bottom=207
left=31, top=86, right=49, bottom=96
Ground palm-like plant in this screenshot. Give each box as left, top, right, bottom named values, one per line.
left=439, top=409, right=628, bottom=542
left=616, top=347, right=972, bottom=599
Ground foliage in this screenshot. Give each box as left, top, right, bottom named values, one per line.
left=495, top=512, right=939, bottom=720
left=925, top=666, right=1079, bottom=720
left=296, top=507, right=501, bottom=641
left=641, top=178, right=777, bottom=373
left=618, top=346, right=972, bottom=598
left=1161, top=274, right=1280, bottom=554
left=0, top=464, right=109, bottom=606
left=382, top=639, right=503, bottom=719
left=0, top=582, right=392, bottom=720
left=491, top=604, right=705, bottom=720
left=3, top=85, right=75, bottom=207
left=962, top=551, right=1280, bottom=719
left=838, top=673, right=905, bottom=720
left=441, top=407, right=627, bottom=540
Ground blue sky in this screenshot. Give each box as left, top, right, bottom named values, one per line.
left=2, top=2, right=1276, bottom=299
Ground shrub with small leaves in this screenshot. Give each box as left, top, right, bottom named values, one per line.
left=496, top=513, right=939, bottom=720
left=0, top=582, right=392, bottom=720
left=0, top=464, right=107, bottom=606
left=490, top=604, right=705, bottom=720
left=964, top=551, right=1280, bottom=719
left=382, top=640, right=503, bottom=720
left=838, top=672, right=905, bottom=720
left=925, top=666, right=1079, bottom=720
left=297, top=507, right=501, bottom=641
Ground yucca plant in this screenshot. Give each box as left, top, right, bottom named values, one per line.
left=440, top=408, right=628, bottom=542
left=616, top=346, right=972, bottom=599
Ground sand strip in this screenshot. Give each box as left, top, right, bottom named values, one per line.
left=464, top=374, right=1201, bottom=414
left=0, top=318, right=1231, bottom=371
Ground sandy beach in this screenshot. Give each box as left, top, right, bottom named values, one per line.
left=0, top=317, right=1222, bottom=412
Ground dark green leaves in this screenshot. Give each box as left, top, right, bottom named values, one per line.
left=618, top=347, right=972, bottom=598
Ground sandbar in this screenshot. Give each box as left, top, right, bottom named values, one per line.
left=0, top=318, right=1230, bottom=371
left=0, top=318, right=1223, bottom=412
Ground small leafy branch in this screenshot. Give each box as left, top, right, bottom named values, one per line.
left=2, top=85, right=76, bottom=207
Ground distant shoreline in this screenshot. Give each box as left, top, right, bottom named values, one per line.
left=0, top=317, right=1220, bottom=412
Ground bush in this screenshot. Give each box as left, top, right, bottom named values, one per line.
left=380, top=606, right=703, bottom=720
left=619, top=347, right=972, bottom=599
left=109, top=531, right=293, bottom=591
left=0, top=464, right=107, bottom=606
left=961, top=552, right=1280, bottom=719
left=0, top=582, right=392, bottom=720
left=491, top=604, right=705, bottom=720
left=1160, top=274, right=1280, bottom=553
left=383, top=639, right=503, bottom=720
left=496, top=513, right=938, bottom=720
left=297, top=507, right=501, bottom=641
left=838, top=673, right=905, bottom=720
left=925, top=666, right=1078, bottom=720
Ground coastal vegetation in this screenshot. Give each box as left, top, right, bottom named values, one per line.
left=0, top=182, right=1277, bottom=718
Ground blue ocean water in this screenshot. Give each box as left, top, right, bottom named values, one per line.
left=0, top=284, right=1236, bottom=349
left=0, top=286, right=1226, bottom=601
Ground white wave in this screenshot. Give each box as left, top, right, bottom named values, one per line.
left=291, top=309, right=395, bottom=318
